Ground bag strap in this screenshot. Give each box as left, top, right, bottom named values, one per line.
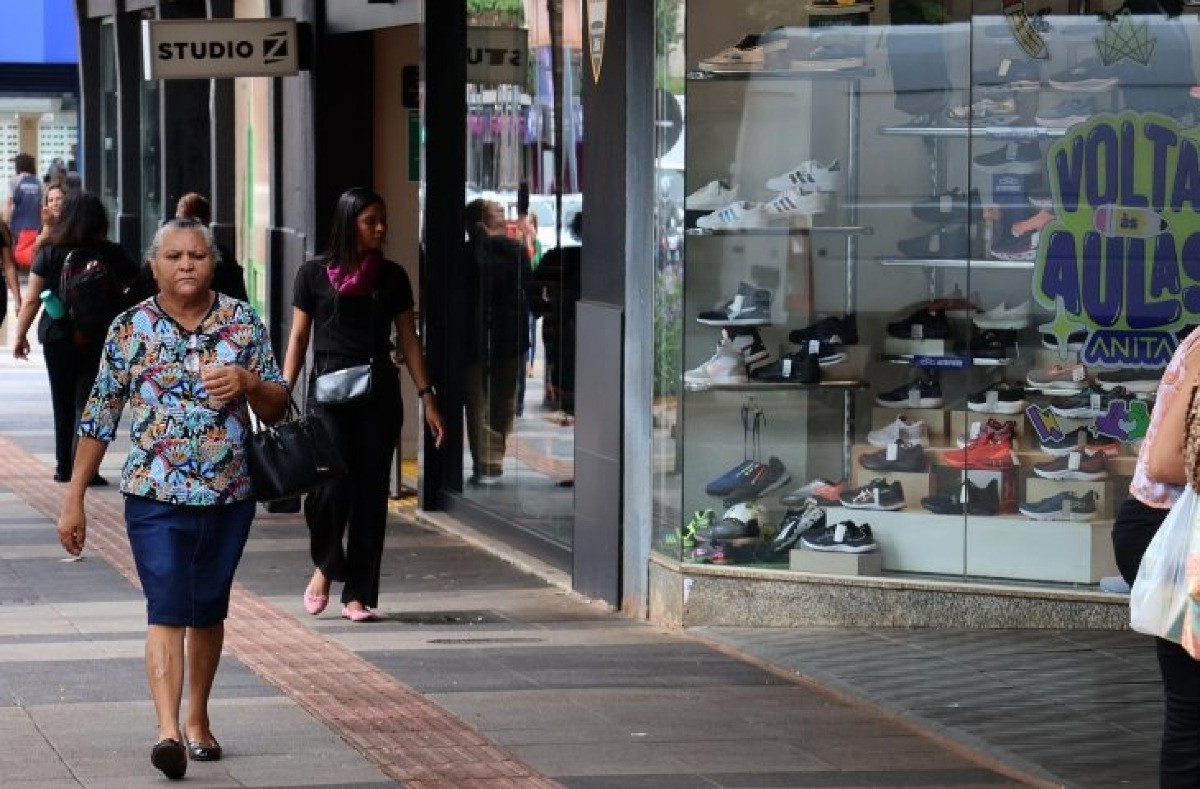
left=248, top=395, right=300, bottom=435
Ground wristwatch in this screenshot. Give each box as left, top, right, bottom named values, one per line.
left=416, top=385, right=437, bottom=398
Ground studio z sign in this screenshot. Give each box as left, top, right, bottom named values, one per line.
left=142, top=18, right=299, bottom=80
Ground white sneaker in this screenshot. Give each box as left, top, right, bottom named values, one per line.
left=686, top=180, right=739, bottom=210
left=765, top=160, right=842, bottom=193
left=696, top=201, right=768, bottom=230
left=973, top=301, right=1032, bottom=330
left=698, top=33, right=786, bottom=72
left=762, top=187, right=824, bottom=219
left=683, top=345, right=749, bottom=388
left=867, top=416, right=929, bottom=448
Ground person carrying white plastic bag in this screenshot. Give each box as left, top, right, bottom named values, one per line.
left=1131, top=486, right=1200, bottom=651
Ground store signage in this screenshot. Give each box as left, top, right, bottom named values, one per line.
left=466, top=27, right=527, bottom=86
left=142, top=18, right=299, bottom=80
left=1001, top=0, right=1049, bottom=59
left=588, top=0, right=607, bottom=83
left=1025, top=399, right=1150, bottom=447
left=1033, top=111, right=1200, bottom=368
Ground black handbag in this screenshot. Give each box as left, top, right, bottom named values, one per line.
left=245, top=397, right=348, bottom=502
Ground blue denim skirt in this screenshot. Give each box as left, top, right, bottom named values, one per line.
left=124, top=494, right=255, bottom=627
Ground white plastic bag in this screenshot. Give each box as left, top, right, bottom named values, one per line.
left=1131, top=487, right=1200, bottom=648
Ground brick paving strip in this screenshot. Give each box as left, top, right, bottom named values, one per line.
left=0, top=436, right=561, bottom=789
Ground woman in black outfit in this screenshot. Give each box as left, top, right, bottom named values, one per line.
left=283, top=187, right=445, bottom=622
left=12, top=191, right=140, bottom=484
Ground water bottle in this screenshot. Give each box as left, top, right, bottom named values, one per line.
left=40, top=289, right=66, bottom=320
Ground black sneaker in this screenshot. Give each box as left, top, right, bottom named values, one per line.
left=1049, top=385, right=1132, bottom=418
left=859, top=441, right=928, bottom=473
left=875, top=375, right=944, bottom=408
left=788, top=314, right=859, bottom=346
left=1019, top=490, right=1099, bottom=521
left=911, top=188, right=971, bottom=225
left=887, top=307, right=952, bottom=340
left=800, top=521, right=878, bottom=553
left=723, top=456, right=791, bottom=505
left=972, top=141, right=1042, bottom=175
left=966, top=381, right=1027, bottom=414
left=1094, top=367, right=1162, bottom=394
left=897, top=225, right=969, bottom=259
left=697, top=502, right=768, bottom=545
left=964, top=329, right=1016, bottom=359
left=990, top=227, right=1039, bottom=261
left=839, top=478, right=905, bottom=511
left=758, top=501, right=826, bottom=560
left=750, top=351, right=820, bottom=383
left=920, top=479, right=1000, bottom=516
left=697, top=282, right=772, bottom=326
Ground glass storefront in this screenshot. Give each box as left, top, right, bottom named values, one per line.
left=459, top=0, right=582, bottom=550
left=653, top=0, right=1199, bottom=586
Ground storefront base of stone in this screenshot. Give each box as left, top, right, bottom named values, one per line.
left=648, top=556, right=1130, bottom=630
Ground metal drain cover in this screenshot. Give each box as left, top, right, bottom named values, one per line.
left=381, top=610, right=507, bottom=625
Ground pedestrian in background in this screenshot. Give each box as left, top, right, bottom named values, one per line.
left=463, top=197, right=532, bottom=484
left=56, top=217, right=290, bottom=780
left=31, top=182, right=66, bottom=256
left=174, top=192, right=248, bottom=301
left=283, top=187, right=445, bottom=622
left=1112, top=329, right=1200, bottom=788
left=0, top=218, right=22, bottom=327
left=6, top=153, right=42, bottom=267
left=12, top=191, right=140, bottom=485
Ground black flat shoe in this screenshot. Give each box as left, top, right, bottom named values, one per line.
left=53, top=472, right=67, bottom=483
left=151, top=737, right=187, bottom=779
left=88, top=474, right=109, bottom=487
left=185, top=735, right=222, bottom=762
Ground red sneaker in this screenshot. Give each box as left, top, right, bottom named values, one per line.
left=943, top=421, right=1016, bottom=469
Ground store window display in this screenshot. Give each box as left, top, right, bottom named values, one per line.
left=652, top=0, right=1200, bottom=587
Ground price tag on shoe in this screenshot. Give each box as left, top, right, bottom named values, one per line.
left=886, top=442, right=899, bottom=461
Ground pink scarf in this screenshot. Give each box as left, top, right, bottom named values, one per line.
left=326, top=251, right=382, bottom=297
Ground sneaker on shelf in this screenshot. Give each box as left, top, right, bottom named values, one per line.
left=704, top=458, right=760, bottom=496
left=697, top=502, right=769, bottom=544
left=887, top=307, right=952, bottom=340
left=1019, top=490, right=1100, bottom=521
left=964, top=328, right=1014, bottom=360
left=931, top=291, right=982, bottom=320
left=697, top=282, right=772, bottom=326
left=690, top=541, right=758, bottom=565
left=789, top=313, right=859, bottom=346
left=967, top=381, right=1027, bottom=414
left=945, top=96, right=1018, bottom=126
left=758, top=501, right=827, bottom=559
left=1049, top=385, right=1132, bottom=419
left=802, top=340, right=848, bottom=367
left=723, top=456, right=792, bottom=505
left=791, top=42, right=865, bottom=71
left=1048, top=58, right=1119, bottom=92
left=696, top=200, right=768, bottom=230
left=765, top=159, right=842, bottom=193
left=1040, top=426, right=1120, bottom=457
left=973, top=301, right=1032, bottom=330
left=859, top=440, right=929, bottom=473
left=1035, top=96, right=1097, bottom=128
left=974, top=58, right=1041, bottom=92
left=972, top=141, right=1043, bottom=175
left=1026, top=362, right=1089, bottom=391
left=955, top=417, right=1016, bottom=448
left=1094, top=367, right=1163, bottom=394
left=1041, top=331, right=1088, bottom=351
left=876, top=375, right=944, bottom=409
left=719, top=326, right=773, bottom=373
left=750, top=350, right=820, bottom=383
left=683, top=345, right=749, bottom=388
left=921, top=478, right=1001, bottom=516
left=781, top=478, right=846, bottom=506
left=897, top=225, right=970, bottom=259
left=989, top=227, right=1040, bottom=261
left=761, top=186, right=825, bottom=219
left=686, top=179, right=739, bottom=210
left=670, top=509, right=715, bottom=549
left=1033, top=449, right=1109, bottom=481
left=867, top=415, right=930, bottom=448
left=800, top=521, right=878, bottom=553
left=839, top=478, right=906, bottom=511
left=942, top=421, right=1016, bottom=469
left=698, top=32, right=785, bottom=72
left=911, top=188, right=971, bottom=225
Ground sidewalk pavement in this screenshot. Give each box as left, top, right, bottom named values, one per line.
left=0, top=343, right=1161, bottom=788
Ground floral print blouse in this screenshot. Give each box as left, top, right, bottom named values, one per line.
left=79, top=294, right=286, bottom=506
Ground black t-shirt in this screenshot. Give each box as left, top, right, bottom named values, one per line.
left=33, top=240, right=140, bottom=344
left=293, top=257, right=415, bottom=366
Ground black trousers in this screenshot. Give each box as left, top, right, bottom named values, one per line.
left=1112, top=496, right=1200, bottom=787
left=42, top=338, right=102, bottom=479
left=304, top=372, right=401, bottom=609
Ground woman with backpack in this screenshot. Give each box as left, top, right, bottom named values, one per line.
left=11, top=190, right=140, bottom=485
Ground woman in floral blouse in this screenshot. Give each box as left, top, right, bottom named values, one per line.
left=56, top=218, right=289, bottom=780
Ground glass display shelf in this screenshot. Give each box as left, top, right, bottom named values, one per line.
left=879, top=257, right=1035, bottom=270
left=687, top=68, right=876, bottom=82
left=687, top=225, right=872, bottom=237
left=684, top=379, right=868, bottom=393
left=877, top=124, right=1067, bottom=139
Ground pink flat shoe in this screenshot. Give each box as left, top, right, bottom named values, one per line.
left=303, top=592, right=328, bottom=615
left=341, top=605, right=377, bottom=622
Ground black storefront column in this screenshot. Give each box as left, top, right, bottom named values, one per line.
left=157, top=1, right=212, bottom=231
left=112, top=9, right=144, bottom=259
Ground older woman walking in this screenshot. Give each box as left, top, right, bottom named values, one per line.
left=56, top=217, right=289, bottom=780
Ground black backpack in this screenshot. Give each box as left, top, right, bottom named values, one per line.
left=58, top=248, right=127, bottom=344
